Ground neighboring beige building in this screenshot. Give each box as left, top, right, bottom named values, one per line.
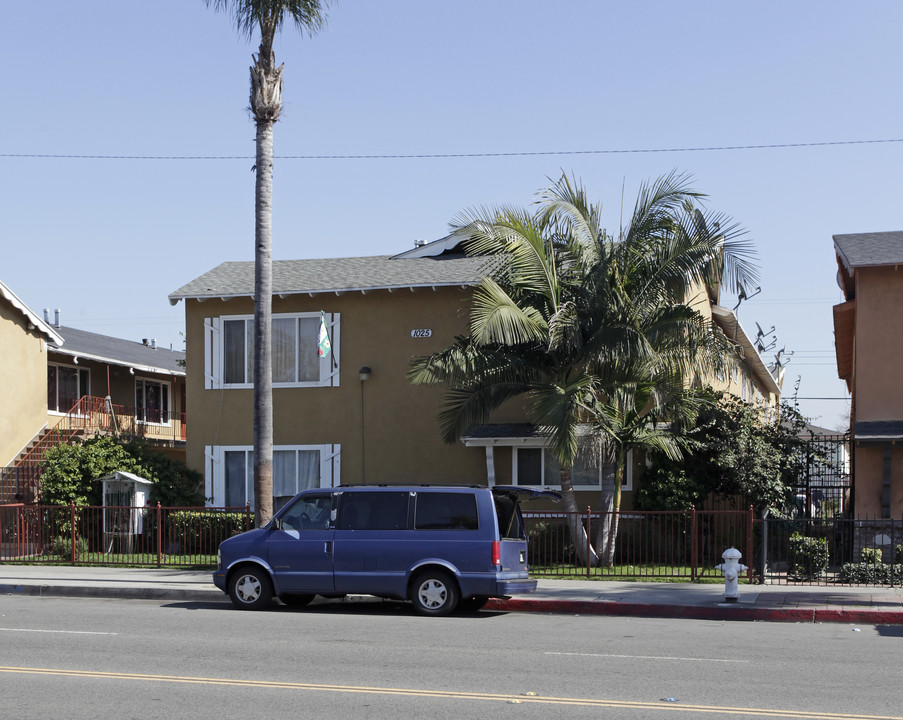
left=170, top=238, right=781, bottom=511
left=834, top=231, right=903, bottom=517
left=0, top=282, right=186, bottom=503
left=0, top=281, right=63, bottom=469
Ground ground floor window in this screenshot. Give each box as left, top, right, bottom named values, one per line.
left=135, top=378, right=170, bottom=424
left=48, top=363, right=90, bottom=414
left=512, top=445, right=632, bottom=491
left=206, top=444, right=341, bottom=510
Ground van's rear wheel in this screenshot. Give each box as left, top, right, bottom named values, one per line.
left=228, top=566, right=273, bottom=610
left=410, top=570, right=459, bottom=616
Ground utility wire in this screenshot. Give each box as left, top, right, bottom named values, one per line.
left=2, top=138, right=902, bottom=161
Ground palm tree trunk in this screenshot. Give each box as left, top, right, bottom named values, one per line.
left=251, top=48, right=281, bottom=528
left=559, top=467, right=599, bottom=566
left=601, top=448, right=626, bottom=565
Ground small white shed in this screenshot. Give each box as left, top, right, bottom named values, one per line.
left=96, top=471, right=154, bottom=553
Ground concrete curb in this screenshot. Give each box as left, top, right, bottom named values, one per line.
left=5, top=581, right=903, bottom=624
left=487, top=597, right=903, bottom=624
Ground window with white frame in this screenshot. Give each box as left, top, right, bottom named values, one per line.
left=47, top=363, right=90, bottom=414
left=204, top=312, right=340, bottom=389
left=205, top=444, right=341, bottom=510
left=512, top=444, right=633, bottom=491
left=135, top=378, right=170, bottom=424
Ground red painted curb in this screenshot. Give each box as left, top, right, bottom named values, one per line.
left=486, top=598, right=903, bottom=624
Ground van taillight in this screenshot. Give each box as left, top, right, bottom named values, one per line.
left=492, top=540, right=501, bottom=566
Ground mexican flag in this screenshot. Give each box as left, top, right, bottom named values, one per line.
left=318, top=312, right=331, bottom=358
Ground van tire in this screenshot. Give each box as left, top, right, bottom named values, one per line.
left=410, top=570, right=459, bottom=616
left=228, top=566, right=273, bottom=610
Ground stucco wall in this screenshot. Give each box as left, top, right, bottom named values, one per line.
left=0, top=304, right=49, bottom=465
left=183, top=286, right=489, bottom=488
left=854, top=266, right=903, bottom=422
left=853, top=445, right=903, bottom=517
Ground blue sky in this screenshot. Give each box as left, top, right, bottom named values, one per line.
left=5, top=0, right=901, bottom=431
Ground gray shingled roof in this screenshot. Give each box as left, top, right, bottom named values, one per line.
left=834, top=231, right=903, bottom=270
left=168, top=255, right=495, bottom=304
left=51, top=326, right=185, bottom=376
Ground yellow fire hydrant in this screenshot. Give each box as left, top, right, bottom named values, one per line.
left=715, top=547, right=748, bottom=603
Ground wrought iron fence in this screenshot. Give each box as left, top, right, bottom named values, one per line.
left=3, top=502, right=899, bottom=585
left=0, top=503, right=251, bottom=567
left=523, top=508, right=754, bottom=581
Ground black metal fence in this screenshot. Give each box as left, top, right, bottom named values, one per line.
left=524, top=508, right=903, bottom=586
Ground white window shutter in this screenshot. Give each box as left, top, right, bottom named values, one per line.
left=205, top=446, right=221, bottom=507
left=204, top=318, right=222, bottom=390
left=320, top=312, right=341, bottom=387
left=320, top=444, right=341, bottom=487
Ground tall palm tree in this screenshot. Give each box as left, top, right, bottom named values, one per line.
left=409, top=172, right=758, bottom=564
left=207, top=0, right=330, bottom=526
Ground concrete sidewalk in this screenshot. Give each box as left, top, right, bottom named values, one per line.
left=2, top=564, right=903, bottom=624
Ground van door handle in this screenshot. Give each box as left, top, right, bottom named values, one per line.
left=324, top=541, right=332, bottom=555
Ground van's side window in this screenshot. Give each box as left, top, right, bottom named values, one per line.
left=281, top=495, right=332, bottom=531
left=414, top=492, right=479, bottom=530
left=337, top=492, right=409, bottom=530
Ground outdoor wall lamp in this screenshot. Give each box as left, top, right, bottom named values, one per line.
left=359, top=366, right=372, bottom=381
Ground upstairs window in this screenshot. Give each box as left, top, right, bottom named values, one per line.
left=48, top=363, right=89, bottom=414
left=205, top=313, right=340, bottom=389
left=136, top=378, right=170, bottom=425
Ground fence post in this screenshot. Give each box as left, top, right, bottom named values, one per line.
left=69, top=501, right=76, bottom=564
left=586, top=506, right=592, bottom=579
left=156, top=502, right=162, bottom=567
left=747, top=505, right=754, bottom=582
left=690, top=505, right=697, bottom=581
left=892, top=517, right=896, bottom=589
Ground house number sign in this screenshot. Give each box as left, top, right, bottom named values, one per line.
left=411, top=329, right=432, bottom=338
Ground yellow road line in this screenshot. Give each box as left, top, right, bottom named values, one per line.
left=0, top=666, right=898, bottom=720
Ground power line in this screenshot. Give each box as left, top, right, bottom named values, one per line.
left=2, top=137, right=902, bottom=161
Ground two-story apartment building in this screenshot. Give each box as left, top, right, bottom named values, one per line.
left=834, top=231, right=903, bottom=517
left=170, top=236, right=781, bottom=511
left=0, top=280, right=186, bottom=503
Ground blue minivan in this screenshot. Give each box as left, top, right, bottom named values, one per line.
left=213, top=485, right=559, bottom=615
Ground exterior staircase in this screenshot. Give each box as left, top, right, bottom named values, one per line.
left=0, top=396, right=118, bottom=504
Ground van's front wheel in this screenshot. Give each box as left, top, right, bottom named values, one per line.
left=410, top=570, right=459, bottom=616
left=228, top=566, right=273, bottom=610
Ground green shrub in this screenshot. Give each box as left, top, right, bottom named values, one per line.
left=896, top=544, right=903, bottom=565
left=840, top=562, right=903, bottom=585
left=860, top=547, right=883, bottom=564
left=789, top=533, right=829, bottom=579
left=528, top=520, right=575, bottom=566
left=50, top=534, right=89, bottom=560
left=166, top=511, right=247, bottom=555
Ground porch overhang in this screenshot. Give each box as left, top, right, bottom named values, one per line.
left=853, top=421, right=903, bottom=446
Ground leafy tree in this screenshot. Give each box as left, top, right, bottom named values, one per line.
left=637, top=395, right=810, bottom=514
left=409, top=172, right=757, bottom=565
left=206, top=0, right=331, bottom=527
left=39, top=436, right=204, bottom=507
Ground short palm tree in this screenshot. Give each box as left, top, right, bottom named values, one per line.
left=409, top=172, right=758, bottom=564
left=206, top=0, right=330, bottom=526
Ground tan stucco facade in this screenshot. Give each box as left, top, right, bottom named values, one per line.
left=850, top=266, right=903, bottom=421
left=0, top=302, right=49, bottom=466
left=833, top=232, right=903, bottom=518
left=183, top=286, right=491, bottom=491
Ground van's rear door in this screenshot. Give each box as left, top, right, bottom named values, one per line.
left=490, top=486, right=560, bottom=574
